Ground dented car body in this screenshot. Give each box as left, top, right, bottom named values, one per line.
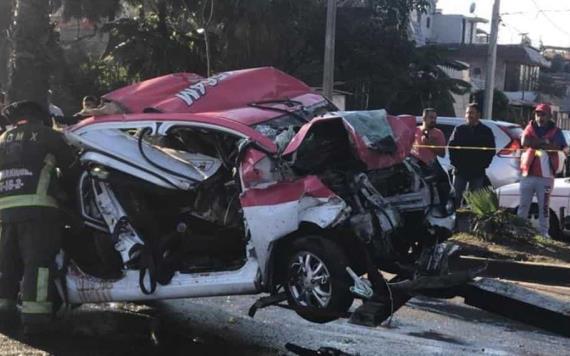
left=58, top=67, right=457, bottom=323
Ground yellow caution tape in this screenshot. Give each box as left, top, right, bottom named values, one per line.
left=413, top=144, right=567, bottom=153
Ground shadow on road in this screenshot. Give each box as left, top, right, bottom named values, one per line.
left=0, top=303, right=273, bottom=356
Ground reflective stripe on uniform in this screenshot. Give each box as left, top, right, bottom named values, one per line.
left=0, top=154, right=58, bottom=211
left=0, top=298, right=16, bottom=311
left=0, top=194, right=58, bottom=210
left=36, top=154, right=56, bottom=197
left=21, top=301, right=52, bottom=315
left=36, top=267, right=49, bottom=302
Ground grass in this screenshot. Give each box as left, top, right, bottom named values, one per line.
left=463, top=187, right=499, bottom=218
left=450, top=232, right=570, bottom=264
left=461, top=188, right=538, bottom=242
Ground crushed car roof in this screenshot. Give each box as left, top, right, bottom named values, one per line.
left=102, top=67, right=326, bottom=126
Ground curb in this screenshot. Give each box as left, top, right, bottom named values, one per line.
left=455, top=256, right=570, bottom=287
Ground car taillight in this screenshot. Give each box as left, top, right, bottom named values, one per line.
left=498, top=126, right=522, bottom=157
left=498, top=139, right=521, bottom=156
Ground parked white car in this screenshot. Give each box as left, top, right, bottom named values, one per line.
left=561, top=130, right=570, bottom=177
left=416, top=117, right=523, bottom=188
left=497, top=178, right=570, bottom=240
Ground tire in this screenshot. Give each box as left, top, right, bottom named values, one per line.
left=527, top=204, right=562, bottom=240
left=284, top=236, right=354, bottom=323
left=549, top=213, right=564, bottom=241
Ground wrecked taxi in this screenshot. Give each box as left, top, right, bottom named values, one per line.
left=58, top=67, right=459, bottom=323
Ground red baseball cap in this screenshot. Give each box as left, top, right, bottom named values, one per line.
left=535, top=103, right=552, bottom=115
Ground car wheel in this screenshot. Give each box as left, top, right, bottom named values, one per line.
left=527, top=204, right=562, bottom=241
left=285, top=236, right=354, bottom=323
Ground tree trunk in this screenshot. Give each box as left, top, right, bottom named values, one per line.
left=0, top=0, right=14, bottom=90
left=8, top=0, right=50, bottom=107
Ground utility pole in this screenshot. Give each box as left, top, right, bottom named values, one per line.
left=322, top=0, right=337, bottom=100
left=483, top=0, right=501, bottom=120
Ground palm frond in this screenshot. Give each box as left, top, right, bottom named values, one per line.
left=464, top=188, right=499, bottom=218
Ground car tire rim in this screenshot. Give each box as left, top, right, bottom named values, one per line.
left=288, top=251, right=332, bottom=308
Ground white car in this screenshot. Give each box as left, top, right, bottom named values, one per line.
left=497, top=178, right=570, bottom=240
left=416, top=117, right=523, bottom=188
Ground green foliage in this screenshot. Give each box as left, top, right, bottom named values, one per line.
left=470, top=89, right=509, bottom=120
left=205, top=0, right=324, bottom=75
left=464, top=188, right=538, bottom=242
left=538, top=73, right=567, bottom=98
left=333, top=9, right=415, bottom=109
left=546, top=54, right=565, bottom=73
left=464, top=188, right=499, bottom=218
left=98, top=0, right=436, bottom=105
left=388, top=46, right=471, bottom=115
left=78, top=58, right=132, bottom=94
left=102, top=12, right=204, bottom=79
left=3, top=0, right=461, bottom=116
left=55, top=0, right=123, bottom=22
left=51, top=52, right=132, bottom=114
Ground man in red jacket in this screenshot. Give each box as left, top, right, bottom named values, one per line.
left=518, top=103, right=567, bottom=237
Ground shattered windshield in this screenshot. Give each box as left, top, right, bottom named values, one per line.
left=252, top=100, right=334, bottom=151
left=336, top=110, right=397, bottom=153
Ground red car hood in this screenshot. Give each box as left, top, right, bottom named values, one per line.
left=102, top=67, right=319, bottom=126
left=282, top=113, right=416, bottom=170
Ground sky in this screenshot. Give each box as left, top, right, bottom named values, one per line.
left=436, top=0, right=570, bottom=48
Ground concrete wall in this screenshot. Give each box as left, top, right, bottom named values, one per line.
left=431, top=14, right=464, bottom=44
left=441, top=64, right=471, bottom=116
left=409, top=0, right=437, bottom=46
left=429, top=14, right=482, bottom=45
left=463, top=57, right=507, bottom=91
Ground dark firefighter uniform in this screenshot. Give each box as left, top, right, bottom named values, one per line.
left=0, top=101, right=74, bottom=331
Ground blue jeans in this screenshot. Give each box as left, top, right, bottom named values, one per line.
left=453, top=174, right=486, bottom=208
left=517, top=176, right=553, bottom=236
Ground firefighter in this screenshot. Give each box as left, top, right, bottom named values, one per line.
left=0, top=100, right=75, bottom=334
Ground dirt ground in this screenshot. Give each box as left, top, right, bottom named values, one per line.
left=451, top=233, right=570, bottom=265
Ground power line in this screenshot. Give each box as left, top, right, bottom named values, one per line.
left=529, top=0, right=570, bottom=37
left=500, top=21, right=534, bottom=45
left=501, top=21, right=525, bottom=36
left=501, top=9, right=570, bottom=16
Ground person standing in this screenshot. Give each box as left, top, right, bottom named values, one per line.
left=518, top=103, right=567, bottom=237
left=0, top=101, right=75, bottom=334
left=412, top=108, right=450, bottom=211
left=448, top=103, right=495, bottom=207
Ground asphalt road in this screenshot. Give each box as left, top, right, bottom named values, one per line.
left=157, top=294, right=570, bottom=355
left=2, top=291, right=570, bottom=355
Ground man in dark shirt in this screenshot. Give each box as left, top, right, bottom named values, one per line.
left=448, top=103, right=495, bottom=207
